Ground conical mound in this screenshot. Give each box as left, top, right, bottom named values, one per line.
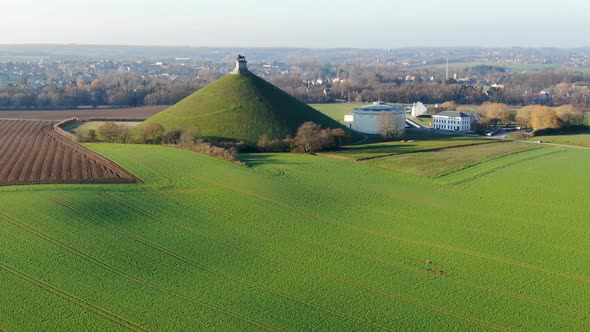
left=142, top=73, right=354, bottom=145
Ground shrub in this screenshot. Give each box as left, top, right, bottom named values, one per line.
left=142, top=122, right=165, bottom=144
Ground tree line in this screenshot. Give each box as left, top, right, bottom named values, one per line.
left=3, top=63, right=590, bottom=109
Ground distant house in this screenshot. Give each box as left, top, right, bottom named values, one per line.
left=411, top=102, right=428, bottom=117
left=432, top=111, right=472, bottom=132
left=572, top=81, right=590, bottom=90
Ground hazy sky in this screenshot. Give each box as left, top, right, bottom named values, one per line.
left=2, top=0, right=589, bottom=48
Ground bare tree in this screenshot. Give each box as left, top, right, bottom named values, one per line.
left=142, top=122, right=165, bottom=144
left=379, top=112, right=405, bottom=140
left=98, top=122, right=123, bottom=143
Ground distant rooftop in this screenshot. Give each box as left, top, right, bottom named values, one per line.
left=434, top=111, right=471, bottom=118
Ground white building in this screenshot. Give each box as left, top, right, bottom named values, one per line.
left=411, top=102, right=428, bottom=117
left=432, top=111, right=472, bottom=132
left=344, top=102, right=406, bottom=134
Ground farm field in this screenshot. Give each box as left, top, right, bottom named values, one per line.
left=365, top=141, right=537, bottom=177
left=322, top=134, right=491, bottom=160
left=0, top=120, right=138, bottom=186
left=0, top=142, right=589, bottom=330
left=0, top=106, right=166, bottom=121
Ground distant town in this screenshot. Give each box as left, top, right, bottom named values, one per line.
left=1, top=45, right=590, bottom=110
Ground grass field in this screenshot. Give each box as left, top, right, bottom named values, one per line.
left=1, top=141, right=589, bottom=330
left=529, top=133, right=590, bottom=148
left=310, top=103, right=364, bottom=122
left=410, top=116, right=432, bottom=127
left=365, top=141, right=537, bottom=177
left=322, top=134, right=491, bottom=160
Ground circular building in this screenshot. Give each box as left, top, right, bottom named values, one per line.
left=344, top=102, right=406, bottom=134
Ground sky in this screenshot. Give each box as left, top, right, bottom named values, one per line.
left=1, top=0, right=589, bottom=48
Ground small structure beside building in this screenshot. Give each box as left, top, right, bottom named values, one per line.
left=432, top=111, right=472, bottom=132
left=411, top=102, right=428, bottom=117
left=344, top=101, right=406, bottom=134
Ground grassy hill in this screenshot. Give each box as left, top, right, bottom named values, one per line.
left=143, top=73, right=355, bottom=145
left=1, top=141, right=589, bottom=330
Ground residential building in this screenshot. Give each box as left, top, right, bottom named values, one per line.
left=432, top=111, right=472, bottom=132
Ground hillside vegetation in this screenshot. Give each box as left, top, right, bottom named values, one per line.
left=0, top=142, right=589, bottom=330
left=143, top=74, right=354, bottom=145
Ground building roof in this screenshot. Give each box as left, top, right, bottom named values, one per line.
left=356, top=103, right=405, bottom=112
left=434, top=111, right=471, bottom=118
left=573, top=81, right=590, bottom=86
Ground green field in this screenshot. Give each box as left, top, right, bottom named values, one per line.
left=365, top=141, right=537, bottom=177
left=322, top=134, right=491, bottom=160
left=530, top=133, right=590, bottom=148
left=310, top=103, right=364, bottom=122
left=1, top=141, right=589, bottom=331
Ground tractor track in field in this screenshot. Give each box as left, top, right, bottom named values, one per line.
left=447, top=149, right=564, bottom=186
left=0, top=261, right=148, bottom=332
left=102, top=192, right=511, bottom=331
left=161, top=190, right=590, bottom=321
left=141, top=158, right=590, bottom=285
left=0, top=213, right=280, bottom=332
left=100, top=192, right=394, bottom=331
left=43, top=194, right=390, bottom=332
left=433, top=146, right=544, bottom=179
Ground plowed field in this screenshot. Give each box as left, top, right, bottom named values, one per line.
left=0, top=120, right=139, bottom=186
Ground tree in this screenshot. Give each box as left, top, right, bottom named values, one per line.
left=441, top=101, right=457, bottom=110
left=480, top=102, right=510, bottom=127
left=330, top=128, right=346, bottom=148
left=516, top=106, right=535, bottom=130
left=530, top=106, right=559, bottom=130
left=378, top=112, right=405, bottom=140
left=98, top=122, right=123, bottom=143
left=294, top=122, right=324, bottom=153
left=142, top=122, right=165, bottom=144
left=87, top=129, right=98, bottom=142
left=163, top=128, right=182, bottom=144
left=554, top=105, right=585, bottom=127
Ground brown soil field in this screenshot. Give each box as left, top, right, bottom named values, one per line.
left=0, top=120, right=140, bottom=186
left=0, top=106, right=167, bottom=121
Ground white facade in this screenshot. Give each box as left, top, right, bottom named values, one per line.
left=411, top=102, right=428, bottom=117
left=432, top=111, right=472, bottom=132
left=344, top=102, right=406, bottom=134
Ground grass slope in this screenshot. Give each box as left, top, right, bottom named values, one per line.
left=529, top=133, right=590, bottom=148
left=143, top=74, right=354, bottom=144
left=0, top=143, right=589, bottom=330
